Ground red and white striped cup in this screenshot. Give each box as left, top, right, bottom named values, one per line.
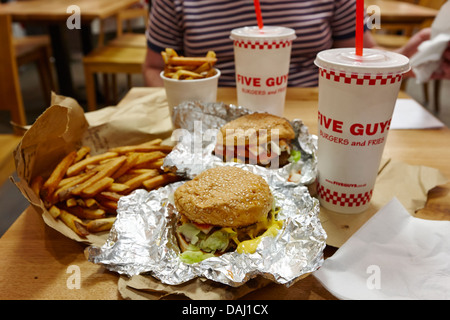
left=230, top=26, right=296, bottom=116
left=314, top=48, right=410, bottom=214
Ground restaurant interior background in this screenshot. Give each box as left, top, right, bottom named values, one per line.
left=1, top=0, right=449, bottom=237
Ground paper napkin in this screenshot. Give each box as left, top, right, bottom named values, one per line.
left=410, top=1, right=450, bottom=83
left=314, top=198, right=450, bottom=300
left=391, top=99, right=445, bottom=129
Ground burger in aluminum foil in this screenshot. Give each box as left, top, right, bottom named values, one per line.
left=88, top=165, right=326, bottom=287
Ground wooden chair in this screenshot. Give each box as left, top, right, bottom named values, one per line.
left=108, top=8, right=148, bottom=48
left=0, top=15, right=31, bottom=184
left=0, top=14, right=55, bottom=133
left=83, top=8, right=148, bottom=110
left=14, top=35, right=55, bottom=107
left=0, top=14, right=26, bottom=131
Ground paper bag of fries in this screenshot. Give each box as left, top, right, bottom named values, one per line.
left=13, top=91, right=177, bottom=246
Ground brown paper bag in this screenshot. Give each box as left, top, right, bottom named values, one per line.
left=13, top=92, right=173, bottom=246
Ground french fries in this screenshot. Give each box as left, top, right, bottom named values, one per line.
left=162, top=48, right=218, bottom=80
left=32, top=139, right=181, bottom=237
left=40, top=151, right=77, bottom=202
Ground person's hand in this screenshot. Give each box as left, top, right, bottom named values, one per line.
left=398, top=28, right=432, bottom=58
left=398, top=28, right=450, bottom=80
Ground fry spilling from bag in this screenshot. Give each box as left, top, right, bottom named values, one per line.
left=12, top=93, right=175, bottom=244
left=31, top=139, right=180, bottom=237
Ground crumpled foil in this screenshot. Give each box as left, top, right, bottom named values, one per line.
left=88, top=172, right=327, bottom=287
left=87, top=101, right=326, bottom=287
left=164, top=101, right=318, bottom=186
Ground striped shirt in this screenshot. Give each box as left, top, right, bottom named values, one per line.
left=146, top=0, right=357, bottom=87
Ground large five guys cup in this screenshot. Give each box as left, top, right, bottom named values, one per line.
left=314, top=48, right=410, bottom=214
left=230, top=26, right=296, bottom=116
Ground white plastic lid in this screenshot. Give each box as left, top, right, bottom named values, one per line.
left=315, top=48, right=410, bottom=74
left=230, top=26, right=296, bottom=41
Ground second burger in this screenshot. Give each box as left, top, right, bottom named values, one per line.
left=214, top=113, right=299, bottom=168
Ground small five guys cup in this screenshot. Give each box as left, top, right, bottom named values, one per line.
left=161, top=69, right=221, bottom=115
left=230, top=26, right=296, bottom=116
left=314, top=48, right=410, bottom=214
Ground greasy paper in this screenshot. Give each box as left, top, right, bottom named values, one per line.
left=13, top=92, right=173, bottom=247
left=83, top=89, right=173, bottom=151
left=118, top=275, right=273, bottom=300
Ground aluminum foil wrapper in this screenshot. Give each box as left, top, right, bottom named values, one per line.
left=88, top=167, right=327, bottom=287
left=164, top=101, right=318, bottom=186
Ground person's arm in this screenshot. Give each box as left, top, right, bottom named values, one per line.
left=143, top=0, right=183, bottom=86
left=143, top=48, right=164, bottom=87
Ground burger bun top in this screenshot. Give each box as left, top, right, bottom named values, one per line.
left=217, top=113, right=295, bottom=147
left=174, top=166, right=273, bottom=228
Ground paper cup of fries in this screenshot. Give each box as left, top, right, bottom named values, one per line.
left=160, top=48, right=220, bottom=115
left=161, top=68, right=220, bottom=114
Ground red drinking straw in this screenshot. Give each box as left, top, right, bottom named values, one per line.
left=355, top=0, right=364, bottom=56
left=253, top=0, right=264, bottom=30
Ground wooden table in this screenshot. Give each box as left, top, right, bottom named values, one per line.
left=0, top=0, right=139, bottom=22
left=0, top=87, right=449, bottom=300
left=365, top=0, right=439, bottom=25
left=0, top=0, right=139, bottom=97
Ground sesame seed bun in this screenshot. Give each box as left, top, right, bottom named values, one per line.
left=217, top=113, right=295, bottom=147
left=174, top=166, right=273, bottom=228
